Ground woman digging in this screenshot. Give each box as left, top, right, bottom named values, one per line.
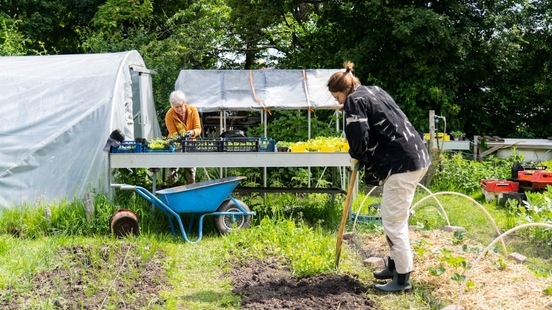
left=327, top=61, right=430, bottom=292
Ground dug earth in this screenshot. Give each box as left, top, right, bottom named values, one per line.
left=230, top=257, right=378, bottom=309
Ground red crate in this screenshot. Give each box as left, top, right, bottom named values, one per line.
left=480, top=180, right=519, bottom=193
left=523, top=170, right=552, bottom=183
left=481, top=179, right=520, bottom=204
left=518, top=170, right=552, bottom=189
left=517, top=171, right=534, bottom=182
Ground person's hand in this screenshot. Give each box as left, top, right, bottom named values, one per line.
left=350, top=158, right=361, bottom=171
left=185, top=130, right=194, bottom=137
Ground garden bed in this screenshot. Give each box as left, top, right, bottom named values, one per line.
left=354, top=229, right=552, bottom=309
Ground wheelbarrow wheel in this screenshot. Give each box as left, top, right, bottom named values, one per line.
left=213, top=199, right=251, bottom=234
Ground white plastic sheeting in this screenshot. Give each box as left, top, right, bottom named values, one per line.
left=0, top=51, right=160, bottom=209
left=174, top=69, right=341, bottom=112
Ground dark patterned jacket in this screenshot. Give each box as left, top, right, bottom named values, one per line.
left=344, top=85, right=430, bottom=183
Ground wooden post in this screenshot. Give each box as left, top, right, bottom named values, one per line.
left=429, top=110, right=435, bottom=160
left=473, top=135, right=480, bottom=161
left=84, top=193, right=95, bottom=222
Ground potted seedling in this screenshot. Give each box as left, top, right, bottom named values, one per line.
left=451, top=130, right=465, bottom=141
left=276, top=141, right=291, bottom=152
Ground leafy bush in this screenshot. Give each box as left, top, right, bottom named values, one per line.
left=430, top=152, right=522, bottom=193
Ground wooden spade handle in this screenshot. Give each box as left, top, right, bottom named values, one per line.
left=335, top=169, right=358, bottom=268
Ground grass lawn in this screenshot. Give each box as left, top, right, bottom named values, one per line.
left=0, top=188, right=550, bottom=309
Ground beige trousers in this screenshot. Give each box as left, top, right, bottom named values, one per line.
left=380, top=167, right=428, bottom=274
left=183, top=167, right=196, bottom=184
left=167, top=167, right=196, bottom=184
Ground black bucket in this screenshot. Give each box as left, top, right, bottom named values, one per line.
left=110, top=209, right=139, bottom=238
left=511, top=162, right=524, bottom=179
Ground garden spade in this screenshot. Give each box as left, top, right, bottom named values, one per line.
left=335, top=169, right=358, bottom=268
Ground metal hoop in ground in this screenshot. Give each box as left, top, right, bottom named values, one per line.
left=411, top=191, right=507, bottom=255
left=455, top=222, right=552, bottom=309
left=351, top=183, right=451, bottom=234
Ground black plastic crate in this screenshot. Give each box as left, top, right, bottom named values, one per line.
left=221, top=138, right=259, bottom=152
left=181, top=139, right=222, bottom=152
left=180, top=138, right=260, bottom=152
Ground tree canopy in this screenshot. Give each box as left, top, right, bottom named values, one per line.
left=1, top=0, right=550, bottom=138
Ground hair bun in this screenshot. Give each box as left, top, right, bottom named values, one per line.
left=343, top=61, right=355, bottom=73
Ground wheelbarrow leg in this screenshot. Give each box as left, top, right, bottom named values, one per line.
left=149, top=168, right=160, bottom=213
left=187, top=214, right=197, bottom=236
left=157, top=206, right=199, bottom=243
left=134, top=187, right=177, bottom=236
left=134, top=187, right=196, bottom=242
left=228, top=195, right=248, bottom=213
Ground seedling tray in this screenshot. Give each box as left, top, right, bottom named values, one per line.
left=144, top=145, right=176, bottom=153
left=221, top=139, right=259, bottom=152
left=180, top=138, right=266, bottom=152
left=111, top=141, right=143, bottom=153
left=181, top=139, right=223, bottom=152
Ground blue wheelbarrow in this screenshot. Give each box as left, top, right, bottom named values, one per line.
left=111, top=176, right=255, bottom=243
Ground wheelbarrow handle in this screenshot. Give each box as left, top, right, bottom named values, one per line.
left=110, top=183, right=137, bottom=190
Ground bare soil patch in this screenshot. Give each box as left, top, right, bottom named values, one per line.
left=230, top=257, right=379, bottom=309
left=0, top=243, right=167, bottom=310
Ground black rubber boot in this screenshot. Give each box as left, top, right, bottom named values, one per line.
left=373, top=256, right=395, bottom=280
left=374, top=271, right=412, bottom=293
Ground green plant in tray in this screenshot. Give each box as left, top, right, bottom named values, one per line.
left=451, top=130, right=464, bottom=137
left=148, top=138, right=169, bottom=150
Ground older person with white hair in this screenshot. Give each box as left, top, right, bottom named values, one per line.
left=165, top=90, right=202, bottom=184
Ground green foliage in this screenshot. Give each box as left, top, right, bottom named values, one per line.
left=0, top=194, right=170, bottom=238
left=247, top=110, right=341, bottom=143
left=505, top=189, right=552, bottom=257
left=0, top=17, right=31, bottom=55
left=492, top=257, right=508, bottom=271
left=428, top=264, right=445, bottom=276
left=422, top=153, right=552, bottom=273
left=430, top=152, right=522, bottom=193
left=245, top=110, right=342, bottom=187
left=93, top=0, right=154, bottom=29
left=222, top=217, right=336, bottom=277
left=1, top=0, right=105, bottom=54
left=238, top=189, right=342, bottom=230
left=111, top=168, right=154, bottom=204
left=82, top=0, right=157, bottom=53
left=80, top=0, right=233, bottom=122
